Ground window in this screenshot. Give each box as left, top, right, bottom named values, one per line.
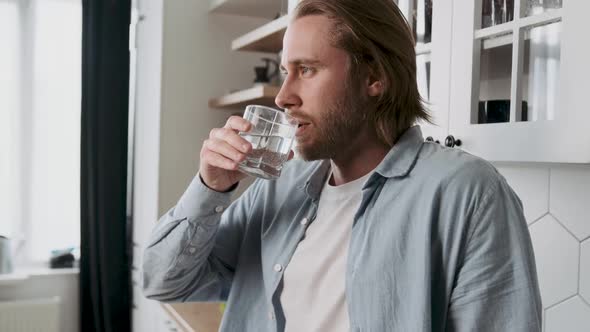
left=0, top=0, right=81, bottom=263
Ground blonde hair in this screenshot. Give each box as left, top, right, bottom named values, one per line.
left=294, top=0, right=432, bottom=147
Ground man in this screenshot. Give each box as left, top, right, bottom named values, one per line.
left=142, top=0, right=542, bottom=331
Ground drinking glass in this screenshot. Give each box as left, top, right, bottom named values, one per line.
left=238, top=105, right=298, bottom=180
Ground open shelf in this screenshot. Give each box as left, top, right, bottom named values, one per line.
left=209, top=0, right=282, bottom=19
left=231, top=15, right=289, bottom=53
left=209, top=85, right=281, bottom=110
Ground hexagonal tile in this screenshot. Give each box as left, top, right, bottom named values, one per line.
left=545, top=296, right=590, bottom=332
left=496, top=165, right=549, bottom=224
left=550, top=166, right=590, bottom=240
left=581, top=239, right=590, bottom=304
left=529, top=214, right=579, bottom=307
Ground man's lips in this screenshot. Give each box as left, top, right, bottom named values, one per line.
left=296, top=122, right=311, bottom=137
left=286, top=111, right=311, bottom=137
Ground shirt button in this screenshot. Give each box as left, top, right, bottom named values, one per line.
left=269, top=311, right=275, bottom=320
left=188, top=247, right=196, bottom=254
left=214, top=206, right=224, bottom=213
left=300, top=218, right=309, bottom=226
left=273, top=264, right=283, bottom=272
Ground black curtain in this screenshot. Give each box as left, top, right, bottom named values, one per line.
left=80, top=0, right=132, bottom=331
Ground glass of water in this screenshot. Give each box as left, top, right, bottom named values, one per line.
left=238, top=105, right=298, bottom=180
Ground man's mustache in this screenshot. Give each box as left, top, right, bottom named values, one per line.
left=285, top=109, right=314, bottom=124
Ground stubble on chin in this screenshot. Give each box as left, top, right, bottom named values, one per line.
left=296, top=87, right=368, bottom=162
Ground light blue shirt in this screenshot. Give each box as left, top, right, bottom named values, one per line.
left=142, top=126, right=542, bottom=331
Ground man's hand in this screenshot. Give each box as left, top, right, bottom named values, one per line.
left=199, top=116, right=253, bottom=192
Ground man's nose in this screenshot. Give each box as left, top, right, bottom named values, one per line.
left=275, top=77, right=301, bottom=110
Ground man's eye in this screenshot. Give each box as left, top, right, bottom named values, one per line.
left=300, top=66, right=314, bottom=76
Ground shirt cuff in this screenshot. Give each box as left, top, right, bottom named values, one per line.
left=174, top=173, right=234, bottom=221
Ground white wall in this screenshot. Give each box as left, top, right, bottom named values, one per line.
left=157, top=0, right=270, bottom=216
left=494, top=162, right=590, bottom=331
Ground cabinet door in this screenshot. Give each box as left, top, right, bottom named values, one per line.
left=398, top=0, right=453, bottom=143
left=449, top=0, right=590, bottom=163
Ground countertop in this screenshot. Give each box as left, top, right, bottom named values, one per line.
left=162, top=302, right=224, bottom=332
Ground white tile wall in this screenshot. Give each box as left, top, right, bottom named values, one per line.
left=580, top=240, right=590, bottom=305
left=529, top=214, right=579, bottom=307
left=550, top=168, right=590, bottom=240
left=545, top=296, right=590, bottom=332
left=495, top=164, right=590, bottom=332
left=497, top=165, right=550, bottom=224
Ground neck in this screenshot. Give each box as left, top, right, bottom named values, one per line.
left=329, top=130, right=390, bottom=186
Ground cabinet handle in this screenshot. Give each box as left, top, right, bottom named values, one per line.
left=425, top=136, right=441, bottom=144
left=444, top=135, right=462, bottom=148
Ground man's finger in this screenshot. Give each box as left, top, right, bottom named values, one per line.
left=205, top=139, right=247, bottom=163
left=211, top=128, right=252, bottom=154
left=224, top=115, right=252, bottom=132
left=287, top=150, right=295, bottom=161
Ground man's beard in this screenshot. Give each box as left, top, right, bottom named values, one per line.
left=296, top=80, right=368, bottom=161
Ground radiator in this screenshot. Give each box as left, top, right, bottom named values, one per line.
left=0, top=297, right=61, bottom=332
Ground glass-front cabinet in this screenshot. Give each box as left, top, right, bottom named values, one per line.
left=449, top=0, right=590, bottom=163
left=397, top=0, right=453, bottom=145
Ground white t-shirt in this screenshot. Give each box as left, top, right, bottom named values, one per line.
left=280, top=169, right=373, bottom=332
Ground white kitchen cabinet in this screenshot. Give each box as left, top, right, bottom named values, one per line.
left=448, top=0, right=590, bottom=163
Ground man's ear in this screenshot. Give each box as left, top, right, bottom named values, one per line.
left=367, top=79, right=383, bottom=97
left=365, top=66, right=384, bottom=97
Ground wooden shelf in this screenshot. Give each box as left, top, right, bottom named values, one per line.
left=231, top=15, right=289, bottom=53
left=209, top=0, right=282, bottom=19
left=209, top=85, right=281, bottom=110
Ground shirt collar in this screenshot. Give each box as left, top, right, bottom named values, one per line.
left=373, top=125, right=425, bottom=179
left=302, top=125, right=425, bottom=199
